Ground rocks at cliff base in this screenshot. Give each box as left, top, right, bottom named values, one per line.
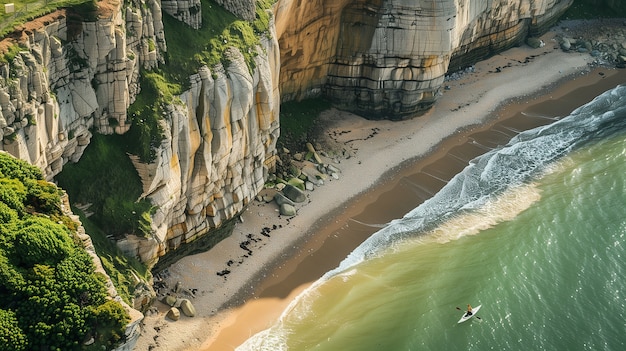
left=274, top=192, right=296, bottom=216
left=256, top=188, right=278, bottom=203
left=283, top=184, right=306, bottom=203
left=555, top=19, right=626, bottom=68
left=153, top=274, right=198, bottom=322
left=300, top=163, right=325, bottom=186
left=274, top=192, right=295, bottom=207
left=166, top=307, right=180, bottom=321
left=559, top=37, right=572, bottom=51
left=526, top=37, right=545, bottom=49
left=162, top=295, right=177, bottom=307
left=160, top=294, right=196, bottom=317
left=279, top=203, right=297, bottom=217
left=266, top=142, right=344, bottom=217
left=179, top=299, right=196, bottom=317
left=306, top=142, right=323, bottom=164
left=286, top=177, right=306, bottom=191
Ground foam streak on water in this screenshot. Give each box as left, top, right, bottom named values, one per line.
left=333, top=84, right=626, bottom=274
left=238, top=84, right=626, bottom=351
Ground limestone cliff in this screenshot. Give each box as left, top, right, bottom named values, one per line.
left=119, top=23, right=281, bottom=268
left=276, top=0, right=573, bottom=119
left=214, top=0, right=257, bottom=21
left=0, top=0, right=165, bottom=178
left=161, top=0, right=202, bottom=29
left=0, top=0, right=571, bottom=272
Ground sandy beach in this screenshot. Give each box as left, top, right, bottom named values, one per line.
left=134, top=22, right=626, bottom=351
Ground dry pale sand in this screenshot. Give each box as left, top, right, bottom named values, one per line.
left=134, top=27, right=626, bottom=351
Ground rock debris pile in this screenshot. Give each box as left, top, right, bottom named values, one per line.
left=554, top=19, right=626, bottom=68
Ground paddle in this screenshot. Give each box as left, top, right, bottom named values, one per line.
left=456, top=306, right=482, bottom=320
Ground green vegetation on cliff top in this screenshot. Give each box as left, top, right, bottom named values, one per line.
left=162, top=0, right=274, bottom=91
left=126, top=0, right=274, bottom=162
left=0, top=0, right=94, bottom=39
left=0, top=152, right=130, bottom=351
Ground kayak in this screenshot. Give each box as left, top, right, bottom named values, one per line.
left=458, top=304, right=482, bottom=323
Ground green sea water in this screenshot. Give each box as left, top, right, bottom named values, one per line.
left=239, top=85, right=626, bottom=350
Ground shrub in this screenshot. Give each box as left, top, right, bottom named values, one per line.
left=24, top=178, right=62, bottom=214
left=0, top=202, right=17, bottom=224
left=13, top=217, right=74, bottom=267
left=0, top=254, right=25, bottom=299
left=0, top=309, right=27, bottom=351
left=0, top=153, right=42, bottom=182
left=87, top=300, right=131, bottom=347
left=0, top=154, right=130, bottom=349
left=0, top=178, right=26, bottom=214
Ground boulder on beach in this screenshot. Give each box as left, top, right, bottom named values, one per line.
left=526, top=37, right=544, bottom=48
left=280, top=203, right=297, bottom=216
left=257, top=188, right=278, bottom=203
left=274, top=192, right=294, bottom=206
left=166, top=307, right=180, bottom=321
left=283, top=184, right=306, bottom=203
left=162, top=295, right=177, bottom=307
left=287, top=177, right=305, bottom=191
left=180, top=299, right=196, bottom=317
left=301, top=163, right=326, bottom=185
left=306, top=142, right=322, bottom=164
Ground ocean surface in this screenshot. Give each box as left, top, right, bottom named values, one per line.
left=238, top=83, right=626, bottom=350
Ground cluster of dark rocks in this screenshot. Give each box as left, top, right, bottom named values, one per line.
left=150, top=272, right=198, bottom=322
left=264, top=142, right=343, bottom=216
left=445, top=65, right=476, bottom=82
left=215, top=225, right=282, bottom=280
left=553, top=19, right=626, bottom=68
left=211, top=140, right=347, bottom=279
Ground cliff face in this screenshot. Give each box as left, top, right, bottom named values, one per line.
left=0, top=0, right=165, bottom=178
left=276, top=0, right=573, bottom=119
left=161, top=0, right=202, bottom=29
left=119, top=25, right=281, bottom=267
left=0, top=0, right=569, bottom=271
left=0, top=1, right=280, bottom=268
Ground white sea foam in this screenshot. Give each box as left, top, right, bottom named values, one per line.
left=424, top=183, right=542, bottom=244
left=237, top=84, right=626, bottom=351
left=330, top=84, right=626, bottom=277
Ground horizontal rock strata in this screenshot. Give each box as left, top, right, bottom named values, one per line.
left=276, top=0, right=574, bottom=119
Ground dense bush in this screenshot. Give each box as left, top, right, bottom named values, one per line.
left=24, top=179, right=62, bottom=214
left=0, top=309, right=27, bottom=351
left=0, top=153, right=130, bottom=350
left=13, top=217, right=74, bottom=267
left=0, top=178, right=26, bottom=214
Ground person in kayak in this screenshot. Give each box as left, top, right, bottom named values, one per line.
left=465, top=304, right=473, bottom=317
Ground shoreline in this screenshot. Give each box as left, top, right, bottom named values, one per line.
left=135, top=22, right=626, bottom=351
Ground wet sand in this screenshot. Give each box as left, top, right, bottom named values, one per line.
left=134, top=26, right=626, bottom=351
left=201, top=68, right=626, bottom=351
